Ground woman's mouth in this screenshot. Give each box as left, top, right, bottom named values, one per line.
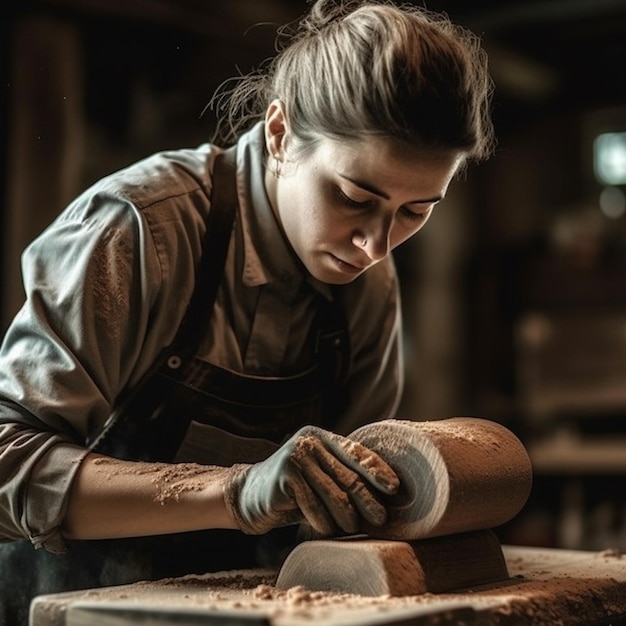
left=329, top=253, right=365, bottom=275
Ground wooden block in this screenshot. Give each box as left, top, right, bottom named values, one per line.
left=275, top=530, right=509, bottom=596
left=350, top=418, right=533, bottom=540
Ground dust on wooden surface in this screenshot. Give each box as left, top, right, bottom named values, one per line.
left=36, top=549, right=626, bottom=626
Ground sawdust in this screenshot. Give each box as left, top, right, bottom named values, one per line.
left=599, top=548, right=622, bottom=559
left=468, top=576, right=626, bottom=625
left=91, top=456, right=229, bottom=504
left=166, top=577, right=440, bottom=616
left=91, top=226, right=133, bottom=340
left=184, top=570, right=626, bottom=624
left=76, top=575, right=626, bottom=624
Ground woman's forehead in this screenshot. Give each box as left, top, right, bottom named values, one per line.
left=310, top=134, right=463, bottom=193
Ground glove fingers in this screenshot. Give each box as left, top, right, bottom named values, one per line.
left=329, top=435, right=400, bottom=495
left=274, top=508, right=306, bottom=529
left=347, top=478, right=387, bottom=527
left=290, top=426, right=398, bottom=496
left=313, top=443, right=388, bottom=527
left=293, top=449, right=358, bottom=533
left=290, top=469, right=338, bottom=536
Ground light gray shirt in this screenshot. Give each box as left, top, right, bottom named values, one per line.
left=0, top=123, right=403, bottom=552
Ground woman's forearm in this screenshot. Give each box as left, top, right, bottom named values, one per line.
left=62, top=453, right=239, bottom=540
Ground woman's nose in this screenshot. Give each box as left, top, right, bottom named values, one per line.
left=353, top=218, right=392, bottom=261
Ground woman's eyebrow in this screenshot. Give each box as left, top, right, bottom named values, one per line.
left=338, top=173, right=443, bottom=204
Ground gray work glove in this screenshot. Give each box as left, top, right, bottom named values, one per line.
left=224, top=425, right=399, bottom=536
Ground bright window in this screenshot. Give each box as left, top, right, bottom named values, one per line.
left=594, top=132, right=626, bottom=185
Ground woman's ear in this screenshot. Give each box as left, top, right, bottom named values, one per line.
left=265, top=100, right=288, bottom=158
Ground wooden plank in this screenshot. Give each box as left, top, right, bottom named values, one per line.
left=30, top=547, right=626, bottom=626
left=66, top=600, right=477, bottom=626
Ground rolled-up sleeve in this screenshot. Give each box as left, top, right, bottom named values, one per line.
left=0, top=193, right=162, bottom=551
left=0, top=142, right=219, bottom=554
left=0, top=418, right=87, bottom=552
left=0, top=144, right=215, bottom=551
left=0, top=145, right=214, bottom=550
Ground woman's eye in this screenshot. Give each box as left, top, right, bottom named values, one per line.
left=400, top=206, right=430, bottom=222
left=338, top=189, right=372, bottom=208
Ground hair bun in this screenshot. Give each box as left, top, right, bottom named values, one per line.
left=300, top=0, right=363, bottom=33
left=211, top=0, right=495, bottom=161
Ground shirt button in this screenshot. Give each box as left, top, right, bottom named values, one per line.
left=167, top=355, right=182, bottom=369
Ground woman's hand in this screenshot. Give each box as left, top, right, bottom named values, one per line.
left=224, top=425, right=399, bottom=536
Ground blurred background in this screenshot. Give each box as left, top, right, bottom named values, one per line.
left=3, top=0, right=626, bottom=552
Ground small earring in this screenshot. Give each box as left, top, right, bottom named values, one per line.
left=272, top=153, right=282, bottom=178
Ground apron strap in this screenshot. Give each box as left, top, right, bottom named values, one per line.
left=171, top=145, right=238, bottom=357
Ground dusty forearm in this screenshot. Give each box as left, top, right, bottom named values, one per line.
left=62, top=453, right=239, bottom=540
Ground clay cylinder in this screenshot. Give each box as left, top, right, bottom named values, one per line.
left=350, top=417, right=532, bottom=540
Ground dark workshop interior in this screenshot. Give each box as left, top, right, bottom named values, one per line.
left=3, top=0, right=626, bottom=557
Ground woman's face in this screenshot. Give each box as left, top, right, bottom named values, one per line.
left=264, top=112, right=463, bottom=285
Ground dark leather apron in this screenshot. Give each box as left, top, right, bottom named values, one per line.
left=0, top=147, right=350, bottom=626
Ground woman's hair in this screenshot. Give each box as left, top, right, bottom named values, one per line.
left=212, top=0, right=495, bottom=163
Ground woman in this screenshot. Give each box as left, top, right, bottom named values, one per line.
left=0, top=0, right=495, bottom=623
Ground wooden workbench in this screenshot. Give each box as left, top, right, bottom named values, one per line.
left=30, top=545, right=626, bottom=626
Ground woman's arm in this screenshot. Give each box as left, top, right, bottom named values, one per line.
left=63, top=425, right=399, bottom=541
left=62, top=453, right=238, bottom=540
